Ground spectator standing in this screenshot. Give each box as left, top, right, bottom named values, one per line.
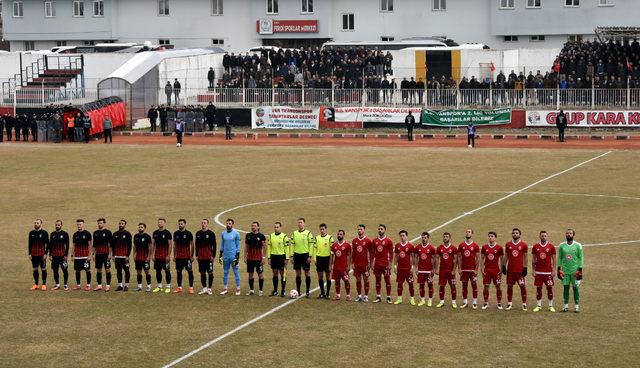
left=165, top=82, right=173, bottom=105
left=52, top=112, right=62, bottom=143
left=74, top=112, right=83, bottom=143
left=82, top=114, right=92, bottom=143
left=556, top=109, right=567, bottom=143
left=467, top=121, right=476, bottom=148
left=103, top=116, right=113, bottom=143
left=404, top=111, right=416, bottom=142
left=147, top=105, right=158, bottom=132
left=208, top=67, right=216, bottom=90
left=173, top=79, right=182, bottom=105
left=159, top=105, right=168, bottom=132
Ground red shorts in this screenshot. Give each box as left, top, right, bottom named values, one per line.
left=373, top=265, right=391, bottom=276
left=353, top=266, right=369, bottom=278
left=507, top=272, right=526, bottom=286
left=482, top=270, right=501, bottom=286
left=331, top=269, right=349, bottom=282
left=460, top=271, right=478, bottom=283
left=396, top=269, right=414, bottom=284
left=438, top=272, right=456, bottom=286
left=534, top=274, right=554, bottom=287
left=417, top=272, right=434, bottom=284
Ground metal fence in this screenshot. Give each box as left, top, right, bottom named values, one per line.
left=3, top=86, right=640, bottom=110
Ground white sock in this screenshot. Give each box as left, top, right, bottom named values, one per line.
left=463, top=299, right=468, bottom=304
left=549, top=300, right=553, bottom=307
left=428, top=298, right=432, bottom=302
left=138, top=284, right=142, bottom=288
left=564, top=303, right=569, bottom=308
left=452, top=300, right=457, bottom=305
left=575, top=304, right=580, bottom=310
left=537, top=300, right=542, bottom=307
left=473, top=298, right=477, bottom=304
left=118, top=283, right=122, bottom=287
left=158, top=284, right=163, bottom=288
left=166, top=284, right=171, bottom=288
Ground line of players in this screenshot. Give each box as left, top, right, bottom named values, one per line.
left=27, top=217, right=584, bottom=312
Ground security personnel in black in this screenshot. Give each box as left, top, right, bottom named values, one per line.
left=30, top=114, right=38, bottom=141
left=4, top=113, right=13, bottom=141
left=0, top=114, right=4, bottom=143
left=556, top=109, right=567, bottom=142
left=147, top=105, right=158, bottom=132
left=14, top=113, right=22, bottom=141
left=224, top=111, right=232, bottom=140
left=159, top=105, right=168, bottom=132
left=404, top=111, right=416, bottom=141
left=205, top=102, right=216, bottom=131
left=21, top=114, right=30, bottom=141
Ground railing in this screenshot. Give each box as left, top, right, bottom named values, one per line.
left=2, top=86, right=639, bottom=110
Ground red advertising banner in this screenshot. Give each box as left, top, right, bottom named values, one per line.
left=526, top=110, right=640, bottom=127
left=257, top=19, right=318, bottom=34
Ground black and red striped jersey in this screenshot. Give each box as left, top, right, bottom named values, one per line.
left=49, top=230, right=69, bottom=257
left=112, top=230, right=132, bottom=258
left=152, top=229, right=172, bottom=260
left=133, top=233, right=152, bottom=261
left=173, top=230, right=193, bottom=259
left=93, top=229, right=112, bottom=255
left=73, top=230, right=92, bottom=259
left=28, top=229, right=49, bottom=257
left=195, top=230, right=216, bottom=260
left=245, top=232, right=266, bottom=261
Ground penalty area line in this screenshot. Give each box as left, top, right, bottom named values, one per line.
left=163, top=150, right=611, bottom=367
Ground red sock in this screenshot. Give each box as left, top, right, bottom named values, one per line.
left=547, top=286, right=553, bottom=301
left=375, top=274, right=381, bottom=294
left=335, top=282, right=341, bottom=295
left=428, top=282, right=434, bottom=298
left=507, top=285, right=514, bottom=303
left=451, top=284, right=457, bottom=300
left=364, top=279, right=370, bottom=294
left=471, top=281, right=478, bottom=299
left=462, top=281, right=468, bottom=299
left=345, top=280, right=350, bottom=295
left=520, top=284, right=527, bottom=303
left=497, top=285, right=502, bottom=303
left=439, top=286, right=445, bottom=300
left=536, top=286, right=543, bottom=301
left=483, top=286, right=489, bottom=302
left=419, top=283, right=425, bottom=298
left=356, top=278, right=362, bottom=294
left=408, top=282, right=414, bottom=297
left=397, top=283, right=403, bottom=297
left=384, top=275, right=391, bottom=296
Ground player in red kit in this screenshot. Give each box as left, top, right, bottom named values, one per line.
left=415, top=232, right=436, bottom=307
left=436, top=232, right=458, bottom=309
left=502, top=228, right=528, bottom=311
left=173, top=219, right=195, bottom=294
left=458, top=228, right=480, bottom=309
left=71, top=219, right=92, bottom=291
left=480, top=231, right=504, bottom=310
left=28, top=219, right=49, bottom=290
left=372, top=224, right=394, bottom=304
left=330, top=230, right=352, bottom=301
left=532, top=230, right=556, bottom=312
left=393, top=230, right=415, bottom=305
left=352, top=224, right=373, bottom=303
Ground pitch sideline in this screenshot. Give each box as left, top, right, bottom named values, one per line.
left=163, top=150, right=612, bottom=368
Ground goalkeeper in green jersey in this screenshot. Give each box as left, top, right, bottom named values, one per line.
left=557, top=229, right=584, bottom=313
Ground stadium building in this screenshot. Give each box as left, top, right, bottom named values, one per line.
left=2, top=0, right=639, bottom=52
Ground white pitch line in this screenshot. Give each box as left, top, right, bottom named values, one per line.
left=583, top=239, right=640, bottom=247
left=410, top=150, right=612, bottom=242
left=164, top=150, right=612, bottom=368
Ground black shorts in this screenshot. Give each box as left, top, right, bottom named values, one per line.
left=135, top=260, right=150, bottom=271
left=30, top=256, right=45, bottom=269
left=293, top=253, right=311, bottom=271
left=51, top=256, right=68, bottom=270
left=247, top=260, right=264, bottom=274
left=316, top=256, right=330, bottom=273
left=175, top=259, right=193, bottom=271
left=74, top=259, right=91, bottom=271
left=198, top=260, right=213, bottom=273
left=114, top=258, right=129, bottom=269
left=95, top=254, right=111, bottom=269
left=270, top=254, right=286, bottom=270
left=154, top=260, right=170, bottom=271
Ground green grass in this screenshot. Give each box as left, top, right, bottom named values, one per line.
left=1, top=144, right=639, bottom=367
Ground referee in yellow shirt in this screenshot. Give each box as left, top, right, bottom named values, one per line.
left=313, top=223, right=334, bottom=299
left=291, top=218, right=314, bottom=297
left=267, top=222, right=290, bottom=297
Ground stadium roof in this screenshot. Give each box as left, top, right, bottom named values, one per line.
left=104, top=47, right=224, bottom=84
left=595, top=27, right=640, bottom=42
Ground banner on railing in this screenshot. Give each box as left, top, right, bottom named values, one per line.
left=332, top=107, right=422, bottom=124
left=251, top=106, right=320, bottom=129
left=526, top=110, right=640, bottom=127
left=421, top=108, right=512, bottom=127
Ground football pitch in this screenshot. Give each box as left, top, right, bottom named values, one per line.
left=1, top=143, right=639, bottom=367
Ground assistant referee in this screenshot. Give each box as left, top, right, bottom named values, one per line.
left=312, top=223, right=334, bottom=299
